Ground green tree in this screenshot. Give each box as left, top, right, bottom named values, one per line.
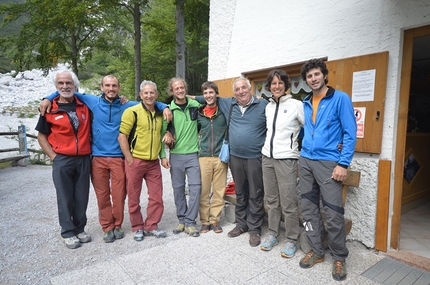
left=183, top=0, right=209, bottom=95
left=175, top=0, right=185, bottom=79
left=99, top=0, right=151, bottom=100
left=0, top=0, right=107, bottom=76
left=0, top=0, right=26, bottom=73
left=140, top=0, right=208, bottom=98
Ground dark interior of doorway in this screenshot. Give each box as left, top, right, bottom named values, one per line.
left=399, top=34, right=430, bottom=260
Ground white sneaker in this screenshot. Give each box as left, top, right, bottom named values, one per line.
left=144, top=228, right=167, bottom=238
left=64, top=236, right=81, bottom=249
left=134, top=230, right=144, bottom=241
left=76, top=231, right=91, bottom=243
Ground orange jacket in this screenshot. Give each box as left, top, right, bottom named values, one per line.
left=44, top=96, right=91, bottom=156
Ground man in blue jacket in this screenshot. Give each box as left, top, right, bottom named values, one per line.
left=192, top=78, right=267, bottom=247
left=40, top=75, right=171, bottom=243
left=298, top=59, right=357, bottom=282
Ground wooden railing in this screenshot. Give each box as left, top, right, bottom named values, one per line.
left=0, top=125, right=48, bottom=166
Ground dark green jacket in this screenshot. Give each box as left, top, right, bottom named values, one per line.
left=197, top=105, right=227, bottom=157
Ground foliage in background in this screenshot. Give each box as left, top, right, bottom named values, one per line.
left=0, top=0, right=209, bottom=101
left=0, top=0, right=107, bottom=76
left=0, top=0, right=26, bottom=73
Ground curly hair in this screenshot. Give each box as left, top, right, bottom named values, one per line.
left=300, top=58, right=329, bottom=84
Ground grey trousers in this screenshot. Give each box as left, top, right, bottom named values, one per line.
left=229, top=155, right=264, bottom=234
left=299, top=157, right=349, bottom=262
left=262, top=156, right=299, bottom=243
left=170, top=153, right=201, bottom=226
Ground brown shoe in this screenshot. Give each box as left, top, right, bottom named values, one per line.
left=200, top=224, right=211, bottom=233
left=249, top=233, right=261, bottom=247
left=299, top=250, right=324, bottom=269
left=228, top=226, right=248, bottom=238
left=211, top=223, right=223, bottom=233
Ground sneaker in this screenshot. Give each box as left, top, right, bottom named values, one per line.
left=200, top=224, right=211, bottom=233
left=134, top=230, right=144, bottom=242
left=227, top=226, right=248, bottom=238
left=211, top=223, right=223, bottom=233
left=173, top=224, right=185, bottom=234
left=332, top=260, right=347, bottom=281
left=281, top=241, right=297, bottom=258
left=143, top=228, right=167, bottom=238
left=103, top=230, right=115, bottom=243
left=299, top=250, right=324, bottom=269
left=63, top=236, right=81, bottom=249
left=249, top=233, right=261, bottom=247
left=185, top=226, right=200, bottom=237
left=76, top=231, right=91, bottom=243
left=114, top=228, right=125, bottom=239
left=260, top=234, right=278, bottom=251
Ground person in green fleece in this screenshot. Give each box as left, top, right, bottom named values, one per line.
left=164, top=77, right=201, bottom=237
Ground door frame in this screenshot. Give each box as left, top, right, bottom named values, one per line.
left=391, top=24, right=430, bottom=250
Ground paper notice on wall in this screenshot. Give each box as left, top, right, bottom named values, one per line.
left=354, top=107, right=366, bottom=138
left=352, top=69, right=376, bottom=102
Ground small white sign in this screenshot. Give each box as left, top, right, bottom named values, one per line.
left=354, top=107, right=366, bottom=138
left=352, top=69, right=376, bottom=102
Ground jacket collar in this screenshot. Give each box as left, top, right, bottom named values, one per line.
left=304, top=86, right=335, bottom=102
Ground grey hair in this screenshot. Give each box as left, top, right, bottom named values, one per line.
left=140, top=80, right=158, bottom=92
left=53, top=70, right=80, bottom=89
left=232, top=77, right=251, bottom=92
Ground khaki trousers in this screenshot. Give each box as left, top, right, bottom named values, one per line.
left=198, top=156, right=228, bottom=225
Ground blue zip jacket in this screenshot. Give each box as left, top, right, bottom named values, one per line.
left=46, top=91, right=167, bottom=157
left=300, top=87, right=357, bottom=167
left=195, top=95, right=267, bottom=159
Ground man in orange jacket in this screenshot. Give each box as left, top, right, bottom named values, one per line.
left=36, top=69, right=92, bottom=249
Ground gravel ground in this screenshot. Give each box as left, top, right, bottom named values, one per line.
left=0, top=163, right=228, bottom=285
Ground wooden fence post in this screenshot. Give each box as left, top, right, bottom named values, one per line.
left=16, top=125, right=29, bottom=166
left=18, top=125, right=28, bottom=155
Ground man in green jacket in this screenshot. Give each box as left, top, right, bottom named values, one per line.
left=164, top=78, right=201, bottom=237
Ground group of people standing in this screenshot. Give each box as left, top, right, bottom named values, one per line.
left=36, top=57, right=356, bottom=282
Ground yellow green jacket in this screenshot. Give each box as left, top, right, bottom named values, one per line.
left=119, top=102, right=166, bottom=160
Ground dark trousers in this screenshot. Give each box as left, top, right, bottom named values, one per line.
left=299, top=157, right=349, bottom=261
left=52, top=154, right=91, bottom=238
left=229, top=155, right=264, bottom=234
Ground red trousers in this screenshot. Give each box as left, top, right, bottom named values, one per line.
left=91, top=156, right=126, bottom=232
left=125, top=158, right=164, bottom=232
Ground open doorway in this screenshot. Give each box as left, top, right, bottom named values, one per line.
left=393, top=25, right=430, bottom=260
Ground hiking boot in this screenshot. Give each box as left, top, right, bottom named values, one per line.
left=227, top=226, right=248, bottom=238
left=260, top=234, right=278, bottom=251
left=103, top=230, right=115, bottom=243
left=144, top=228, right=167, bottom=238
left=200, top=224, right=211, bottom=233
left=76, top=231, right=91, bottom=243
left=173, top=224, right=185, bottom=234
left=249, top=233, right=261, bottom=247
left=299, top=250, right=324, bottom=268
left=63, top=236, right=81, bottom=249
left=185, top=226, right=200, bottom=237
left=281, top=241, right=297, bottom=258
left=114, top=228, right=125, bottom=239
left=134, top=230, right=144, bottom=242
left=211, top=223, right=223, bottom=233
left=332, top=260, right=347, bottom=281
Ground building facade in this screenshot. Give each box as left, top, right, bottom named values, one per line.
left=208, top=0, right=430, bottom=252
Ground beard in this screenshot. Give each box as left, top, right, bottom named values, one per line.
left=59, top=88, right=75, bottom=98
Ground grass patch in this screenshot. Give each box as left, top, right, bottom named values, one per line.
left=0, top=161, right=12, bottom=170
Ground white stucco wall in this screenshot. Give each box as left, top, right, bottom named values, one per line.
left=209, top=0, right=430, bottom=248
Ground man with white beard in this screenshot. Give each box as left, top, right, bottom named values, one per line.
left=36, top=70, right=92, bottom=249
